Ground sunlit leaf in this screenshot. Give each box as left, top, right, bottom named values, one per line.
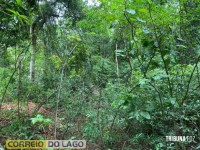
left=176, top=45, right=187, bottom=49
left=140, top=112, right=151, bottom=119
left=169, top=98, right=176, bottom=105
left=6, top=9, right=18, bottom=15
left=126, top=9, right=136, bottom=15
left=16, top=0, right=22, bottom=5
left=177, top=37, right=185, bottom=42
left=137, top=17, right=146, bottom=23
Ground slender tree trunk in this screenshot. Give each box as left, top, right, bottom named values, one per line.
left=115, top=43, right=119, bottom=78
left=17, top=55, right=22, bottom=120
left=54, top=65, right=64, bottom=140
left=30, top=25, right=36, bottom=82
left=54, top=45, right=77, bottom=139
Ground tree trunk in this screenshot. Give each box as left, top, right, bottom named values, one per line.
left=17, top=54, right=22, bottom=120
left=30, top=25, right=36, bottom=82
left=115, top=43, right=119, bottom=78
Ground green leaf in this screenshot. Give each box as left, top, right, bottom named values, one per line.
left=6, top=9, right=18, bottom=15
left=139, top=78, right=150, bottom=85
left=126, top=9, right=136, bottom=15
left=147, top=0, right=152, bottom=4
left=154, top=41, right=158, bottom=47
left=137, top=17, right=146, bottom=23
left=169, top=98, right=176, bottom=105
left=177, top=37, right=185, bottom=42
left=143, top=28, right=150, bottom=34
left=31, top=119, right=37, bottom=125
left=140, top=111, right=151, bottom=119
left=30, top=114, right=43, bottom=124
left=176, top=45, right=187, bottom=49
left=16, top=0, right=22, bottom=5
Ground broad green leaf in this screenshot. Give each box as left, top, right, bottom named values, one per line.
left=140, top=111, right=151, bottom=119
left=129, top=111, right=140, bottom=121
left=131, top=49, right=135, bottom=55
left=31, top=119, right=37, bottom=125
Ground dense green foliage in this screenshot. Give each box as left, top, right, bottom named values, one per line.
left=0, top=0, right=200, bottom=149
